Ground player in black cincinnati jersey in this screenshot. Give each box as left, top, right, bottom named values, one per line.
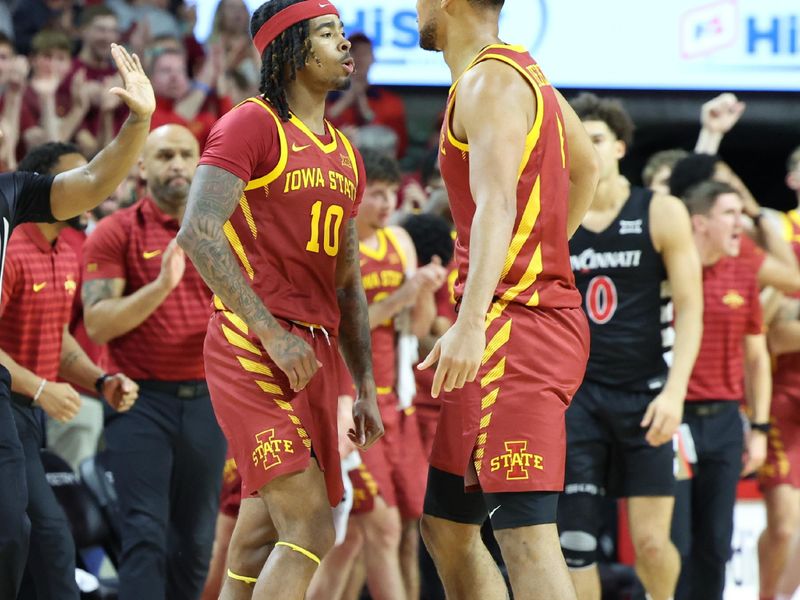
left=557, top=94, right=703, bottom=600
left=0, top=44, right=154, bottom=599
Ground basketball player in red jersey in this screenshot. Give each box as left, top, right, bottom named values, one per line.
left=415, top=1, right=601, bottom=598
left=177, top=2, right=382, bottom=599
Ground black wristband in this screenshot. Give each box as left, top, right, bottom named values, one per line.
left=94, top=373, right=111, bottom=397
left=750, top=421, right=771, bottom=434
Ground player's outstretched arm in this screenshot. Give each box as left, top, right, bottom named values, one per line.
left=178, top=165, right=319, bottom=393
left=742, top=333, right=770, bottom=475
left=554, top=88, right=600, bottom=238
left=336, top=220, right=383, bottom=449
left=641, top=195, right=704, bottom=446
left=50, top=44, right=155, bottom=221
left=419, top=61, right=528, bottom=398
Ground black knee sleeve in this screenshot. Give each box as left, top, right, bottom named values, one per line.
left=557, top=483, right=604, bottom=569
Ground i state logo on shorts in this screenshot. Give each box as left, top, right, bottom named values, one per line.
left=251, top=429, right=295, bottom=471
left=489, top=440, right=544, bottom=481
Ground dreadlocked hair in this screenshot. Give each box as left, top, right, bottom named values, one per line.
left=251, top=0, right=313, bottom=121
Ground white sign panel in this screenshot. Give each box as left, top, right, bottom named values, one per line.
left=194, top=0, right=800, bottom=91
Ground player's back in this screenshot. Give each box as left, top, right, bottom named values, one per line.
left=439, top=44, right=580, bottom=311
left=570, top=187, right=670, bottom=392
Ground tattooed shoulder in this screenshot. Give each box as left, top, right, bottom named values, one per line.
left=186, top=165, right=246, bottom=222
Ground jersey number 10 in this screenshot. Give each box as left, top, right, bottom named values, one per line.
left=306, top=200, right=344, bottom=256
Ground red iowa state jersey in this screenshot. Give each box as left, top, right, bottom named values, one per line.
left=360, top=227, right=407, bottom=391
left=200, top=97, right=365, bottom=331
left=439, top=44, right=580, bottom=312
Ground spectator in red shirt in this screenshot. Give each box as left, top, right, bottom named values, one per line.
left=672, top=180, right=771, bottom=600
left=148, top=45, right=233, bottom=150
left=326, top=33, right=408, bottom=159
left=0, top=33, right=35, bottom=170
left=81, top=124, right=225, bottom=600
left=0, top=142, right=139, bottom=600
left=56, top=6, right=127, bottom=156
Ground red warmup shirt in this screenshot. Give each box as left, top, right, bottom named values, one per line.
left=81, top=197, right=212, bottom=380
left=686, top=254, right=763, bottom=402
left=199, top=96, right=365, bottom=332
left=360, top=227, right=407, bottom=392
left=0, top=224, right=78, bottom=384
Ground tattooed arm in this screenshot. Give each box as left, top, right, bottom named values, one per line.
left=177, top=165, right=319, bottom=392
left=336, top=220, right=383, bottom=448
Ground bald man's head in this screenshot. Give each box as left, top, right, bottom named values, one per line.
left=140, top=125, right=199, bottom=208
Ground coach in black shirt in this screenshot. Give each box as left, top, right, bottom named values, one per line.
left=0, top=43, right=155, bottom=599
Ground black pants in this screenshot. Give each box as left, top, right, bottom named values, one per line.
left=671, top=402, right=744, bottom=600
left=0, top=367, right=29, bottom=600
left=104, top=380, right=226, bottom=600
left=12, top=400, right=79, bottom=600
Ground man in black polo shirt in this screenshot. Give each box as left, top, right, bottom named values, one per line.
left=0, top=43, right=155, bottom=598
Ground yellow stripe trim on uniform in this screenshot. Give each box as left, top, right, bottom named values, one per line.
left=275, top=541, right=321, bottom=565
left=481, top=358, right=506, bottom=389
left=444, top=91, right=470, bottom=152
left=501, top=176, right=542, bottom=279
left=223, top=221, right=255, bottom=280
left=383, top=227, right=409, bottom=271
left=302, top=439, right=312, bottom=448
left=275, top=399, right=293, bottom=412
left=256, top=380, right=284, bottom=396
left=289, top=115, right=338, bottom=154
left=227, top=569, right=257, bottom=584
left=556, top=113, right=567, bottom=169
left=236, top=355, right=272, bottom=377
left=480, top=387, right=499, bottom=411
left=376, top=386, right=393, bottom=395
left=223, top=311, right=249, bottom=335
left=483, top=319, right=512, bottom=365
left=477, top=432, right=487, bottom=446
left=297, top=428, right=309, bottom=439
left=474, top=448, right=485, bottom=460
left=243, top=98, right=288, bottom=191
left=239, top=194, right=258, bottom=239
left=500, top=242, right=543, bottom=305
left=213, top=295, right=226, bottom=311
left=222, top=324, right=261, bottom=356
left=480, top=412, right=492, bottom=429
left=485, top=298, right=509, bottom=329
left=360, top=229, right=388, bottom=261
left=338, top=130, right=359, bottom=187
left=289, top=414, right=301, bottom=425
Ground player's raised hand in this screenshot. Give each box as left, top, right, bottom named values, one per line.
left=348, top=389, right=383, bottom=449
left=108, top=43, right=155, bottom=120
left=701, top=93, right=746, bottom=135
left=641, top=388, right=684, bottom=447
left=261, top=329, right=321, bottom=393
left=418, top=318, right=485, bottom=398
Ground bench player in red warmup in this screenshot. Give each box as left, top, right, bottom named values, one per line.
left=414, top=0, right=601, bottom=598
